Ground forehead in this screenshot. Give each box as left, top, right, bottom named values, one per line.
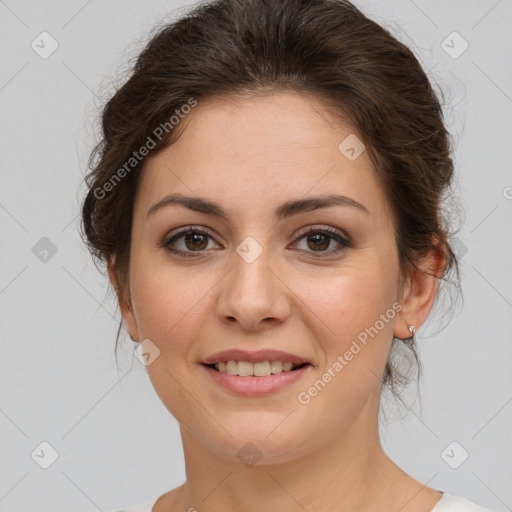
left=135, top=91, right=391, bottom=222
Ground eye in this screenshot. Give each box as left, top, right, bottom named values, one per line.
left=162, top=226, right=220, bottom=257
left=161, top=225, right=352, bottom=258
left=291, top=225, right=351, bottom=257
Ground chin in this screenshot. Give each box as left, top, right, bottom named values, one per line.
left=197, top=415, right=315, bottom=465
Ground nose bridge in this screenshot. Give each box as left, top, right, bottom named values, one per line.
left=217, top=234, right=289, bottom=329
left=232, top=235, right=275, bottom=303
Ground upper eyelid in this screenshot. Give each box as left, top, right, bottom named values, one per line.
left=164, top=224, right=350, bottom=248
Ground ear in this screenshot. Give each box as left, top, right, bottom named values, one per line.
left=107, top=257, right=140, bottom=342
left=394, top=238, right=447, bottom=339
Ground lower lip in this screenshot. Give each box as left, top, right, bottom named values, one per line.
left=202, top=364, right=311, bottom=395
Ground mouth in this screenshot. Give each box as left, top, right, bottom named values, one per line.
left=200, top=349, right=313, bottom=395
left=202, top=360, right=310, bottom=376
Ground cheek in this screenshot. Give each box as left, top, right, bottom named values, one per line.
left=129, top=255, right=216, bottom=353
left=128, top=260, right=213, bottom=420
left=131, top=290, right=183, bottom=342
left=291, top=262, right=399, bottom=429
left=307, top=256, right=399, bottom=350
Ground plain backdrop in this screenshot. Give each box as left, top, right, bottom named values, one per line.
left=0, top=0, right=511, bottom=511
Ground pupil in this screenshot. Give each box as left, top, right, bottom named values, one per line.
left=186, top=233, right=207, bottom=250
left=308, top=233, right=329, bottom=251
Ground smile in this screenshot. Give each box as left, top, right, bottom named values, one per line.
left=207, top=360, right=305, bottom=376
left=201, top=362, right=311, bottom=395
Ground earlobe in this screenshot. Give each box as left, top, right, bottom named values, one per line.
left=394, top=240, right=447, bottom=339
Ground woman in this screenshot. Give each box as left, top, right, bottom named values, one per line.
left=80, top=0, right=497, bottom=510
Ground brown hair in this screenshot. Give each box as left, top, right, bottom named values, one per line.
left=80, top=0, right=461, bottom=403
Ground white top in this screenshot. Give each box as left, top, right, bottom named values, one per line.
left=112, top=492, right=497, bottom=511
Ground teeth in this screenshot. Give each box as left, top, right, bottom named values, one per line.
left=213, top=360, right=302, bottom=376
left=226, top=360, right=238, bottom=375
left=237, top=361, right=253, bottom=376
left=270, top=360, right=282, bottom=374
left=282, top=362, right=293, bottom=371
left=254, top=361, right=271, bottom=377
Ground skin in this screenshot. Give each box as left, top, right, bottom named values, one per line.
left=108, top=90, right=446, bottom=512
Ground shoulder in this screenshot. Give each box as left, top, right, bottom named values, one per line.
left=107, top=496, right=160, bottom=512
left=434, top=493, right=499, bottom=512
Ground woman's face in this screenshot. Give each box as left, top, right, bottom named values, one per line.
left=116, top=91, right=419, bottom=464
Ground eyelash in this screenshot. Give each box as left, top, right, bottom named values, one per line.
left=161, top=225, right=352, bottom=259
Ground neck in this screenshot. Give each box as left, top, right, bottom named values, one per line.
left=172, top=406, right=411, bottom=512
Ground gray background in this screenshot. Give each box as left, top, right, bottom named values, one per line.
left=1, top=0, right=511, bottom=510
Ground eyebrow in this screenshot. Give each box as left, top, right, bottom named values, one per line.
left=146, top=193, right=370, bottom=220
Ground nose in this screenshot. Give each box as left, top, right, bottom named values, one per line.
left=216, top=245, right=291, bottom=332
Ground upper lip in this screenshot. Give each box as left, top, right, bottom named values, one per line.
left=202, top=349, right=310, bottom=366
